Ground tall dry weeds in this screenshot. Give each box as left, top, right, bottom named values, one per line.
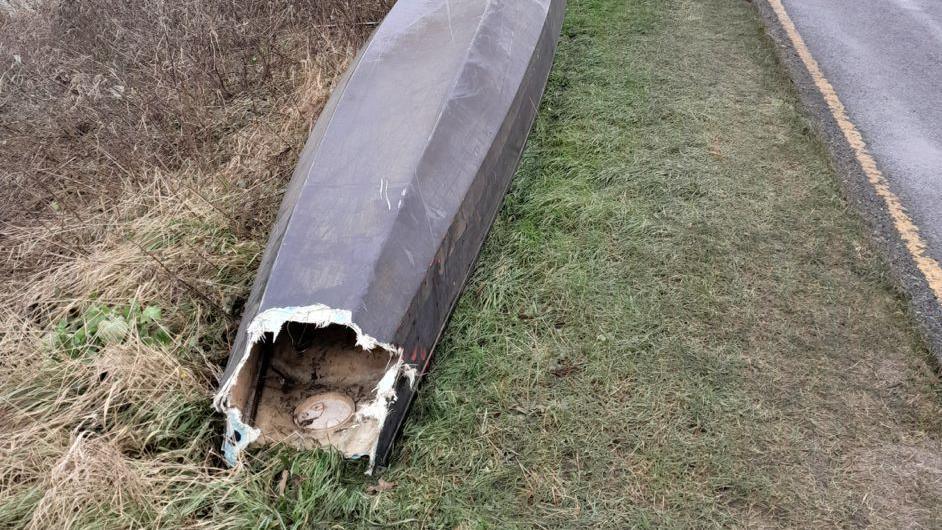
left=0, top=0, right=393, bottom=526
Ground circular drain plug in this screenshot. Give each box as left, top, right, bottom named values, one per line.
left=293, top=392, right=355, bottom=431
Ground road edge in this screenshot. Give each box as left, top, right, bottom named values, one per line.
left=750, top=0, right=942, bottom=364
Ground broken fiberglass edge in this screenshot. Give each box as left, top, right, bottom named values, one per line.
left=213, top=0, right=567, bottom=471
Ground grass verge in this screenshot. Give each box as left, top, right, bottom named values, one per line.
left=370, top=0, right=942, bottom=526
left=1, top=0, right=941, bottom=527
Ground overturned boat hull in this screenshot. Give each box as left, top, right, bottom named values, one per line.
left=214, top=0, right=566, bottom=469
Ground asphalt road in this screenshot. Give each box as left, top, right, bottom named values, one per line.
left=781, top=0, right=942, bottom=276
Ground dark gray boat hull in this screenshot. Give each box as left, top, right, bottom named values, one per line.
left=214, top=0, right=566, bottom=469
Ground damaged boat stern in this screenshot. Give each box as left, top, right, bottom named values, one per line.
left=214, top=305, right=416, bottom=466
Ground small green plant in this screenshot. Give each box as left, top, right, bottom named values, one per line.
left=44, top=301, right=171, bottom=357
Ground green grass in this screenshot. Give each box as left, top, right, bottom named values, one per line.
left=362, top=0, right=942, bottom=526
left=4, top=0, right=942, bottom=527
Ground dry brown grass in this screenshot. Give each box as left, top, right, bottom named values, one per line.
left=847, top=441, right=942, bottom=528
left=0, top=0, right=392, bottom=526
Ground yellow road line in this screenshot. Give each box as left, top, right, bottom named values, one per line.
left=767, top=0, right=942, bottom=302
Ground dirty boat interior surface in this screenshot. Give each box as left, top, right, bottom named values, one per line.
left=230, top=324, right=395, bottom=457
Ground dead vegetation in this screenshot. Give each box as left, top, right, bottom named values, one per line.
left=0, top=0, right=392, bottom=526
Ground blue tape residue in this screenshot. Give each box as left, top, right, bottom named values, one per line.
left=222, top=409, right=260, bottom=467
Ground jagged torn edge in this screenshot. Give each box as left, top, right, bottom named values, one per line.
left=212, top=303, right=418, bottom=472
